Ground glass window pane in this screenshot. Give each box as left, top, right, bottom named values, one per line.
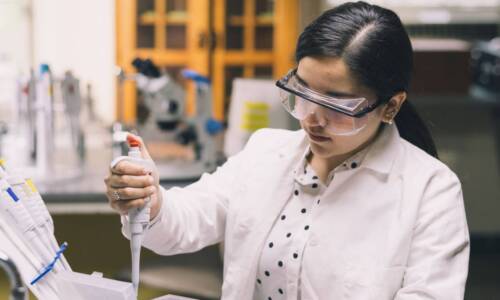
left=166, top=0, right=186, bottom=13
left=255, top=26, right=273, bottom=50
left=226, top=26, right=244, bottom=50
left=166, top=25, right=187, bottom=49
left=255, top=0, right=274, bottom=17
left=137, top=25, right=155, bottom=48
left=254, top=65, right=273, bottom=78
left=227, top=0, right=244, bottom=16
left=137, top=0, right=155, bottom=17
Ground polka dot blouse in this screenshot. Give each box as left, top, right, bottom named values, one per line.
left=253, top=145, right=369, bottom=300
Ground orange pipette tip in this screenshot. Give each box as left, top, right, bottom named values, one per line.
left=127, top=135, right=141, bottom=147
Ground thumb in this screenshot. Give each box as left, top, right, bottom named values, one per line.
left=127, top=133, right=152, bottom=160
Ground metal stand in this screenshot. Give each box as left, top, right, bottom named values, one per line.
left=0, top=251, right=29, bottom=300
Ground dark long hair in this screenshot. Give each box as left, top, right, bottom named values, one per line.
left=295, top=1, right=438, bottom=158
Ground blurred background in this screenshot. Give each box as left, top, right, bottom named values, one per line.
left=0, top=0, right=499, bottom=299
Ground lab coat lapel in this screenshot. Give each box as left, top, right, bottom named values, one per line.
left=238, top=130, right=308, bottom=298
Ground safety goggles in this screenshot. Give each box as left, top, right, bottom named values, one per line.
left=276, top=69, right=383, bottom=136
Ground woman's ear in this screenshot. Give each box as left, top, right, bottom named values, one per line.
left=381, top=92, right=407, bottom=124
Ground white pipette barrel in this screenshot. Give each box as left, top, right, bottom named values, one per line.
left=22, top=176, right=71, bottom=271
left=126, top=136, right=152, bottom=296
left=0, top=180, right=61, bottom=296
left=0, top=160, right=71, bottom=271
left=0, top=216, right=60, bottom=299
left=0, top=179, right=54, bottom=264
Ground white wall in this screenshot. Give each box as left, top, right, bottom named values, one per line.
left=0, top=0, right=32, bottom=122
left=0, top=0, right=31, bottom=71
left=32, top=0, right=116, bottom=124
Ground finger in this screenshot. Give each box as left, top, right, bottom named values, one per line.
left=110, top=201, right=129, bottom=215
left=115, top=198, right=147, bottom=211
left=109, top=174, right=154, bottom=189
left=109, top=186, right=156, bottom=201
left=127, top=133, right=152, bottom=160
left=111, top=160, right=148, bottom=176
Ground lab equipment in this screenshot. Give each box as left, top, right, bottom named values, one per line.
left=2, top=213, right=134, bottom=299
left=4, top=64, right=89, bottom=184
left=112, top=67, right=132, bottom=160
left=56, top=271, right=135, bottom=300
left=0, top=157, right=68, bottom=298
left=224, top=78, right=291, bottom=157
left=0, top=250, right=29, bottom=300
left=470, top=37, right=500, bottom=102
left=160, top=69, right=220, bottom=174
left=277, top=69, right=379, bottom=117
left=0, top=163, right=66, bottom=297
left=0, top=197, right=60, bottom=299
left=115, top=59, right=223, bottom=180
left=126, top=135, right=152, bottom=295
left=0, top=159, right=71, bottom=271
left=132, top=58, right=185, bottom=131
left=0, top=158, right=146, bottom=300
left=35, top=64, right=56, bottom=176
left=60, top=71, right=85, bottom=163
left=15, top=69, right=37, bottom=161
left=0, top=178, right=55, bottom=268
left=110, top=135, right=155, bottom=295
left=56, top=269, right=192, bottom=300
left=276, top=68, right=381, bottom=135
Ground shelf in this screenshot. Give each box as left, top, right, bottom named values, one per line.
left=165, top=11, right=188, bottom=24
left=223, top=51, right=274, bottom=64
left=139, top=12, right=157, bottom=25
left=227, top=16, right=244, bottom=26
left=166, top=18, right=188, bottom=25
left=256, top=14, right=274, bottom=26
left=227, top=15, right=273, bottom=26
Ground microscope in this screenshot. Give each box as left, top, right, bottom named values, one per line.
left=114, top=58, right=222, bottom=180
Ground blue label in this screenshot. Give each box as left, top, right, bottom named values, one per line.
left=6, top=188, right=19, bottom=202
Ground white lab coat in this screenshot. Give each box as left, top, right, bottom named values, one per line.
left=122, top=124, right=470, bottom=299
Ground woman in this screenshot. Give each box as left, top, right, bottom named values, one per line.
left=105, top=2, right=469, bottom=299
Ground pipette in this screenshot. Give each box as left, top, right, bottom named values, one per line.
left=0, top=179, right=61, bottom=296
left=0, top=179, right=53, bottom=265
left=126, top=135, right=153, bottom=295
left=0, top=215, right=60, bottom=299
left=25, top=177, right=72, bottom=271
left=0, top=159, right=71, bottom=271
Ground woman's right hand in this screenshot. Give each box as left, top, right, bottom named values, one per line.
left=104, top=135, right=163, bottom=220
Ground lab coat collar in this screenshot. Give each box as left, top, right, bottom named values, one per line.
left=360, top=124, right=401, bottom=175
left=280, top=124, right=401, bottom=176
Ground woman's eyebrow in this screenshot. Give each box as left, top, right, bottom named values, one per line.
left=296, top=72, right=358, bottom=98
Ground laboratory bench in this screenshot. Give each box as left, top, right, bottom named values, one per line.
left=34, top=142, right=196, bottom=215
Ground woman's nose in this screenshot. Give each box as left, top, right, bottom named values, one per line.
left=304, top=108, right=328, bottom=127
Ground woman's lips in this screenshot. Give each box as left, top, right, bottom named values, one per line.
left=307, top=132, right=331, bottom=142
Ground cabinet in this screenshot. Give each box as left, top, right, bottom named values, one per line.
left=116, top=0, right=298, bottom=123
